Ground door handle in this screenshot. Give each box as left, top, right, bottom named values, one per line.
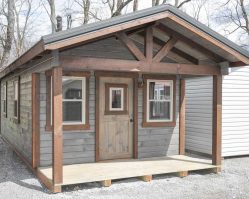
left=130, top=118, right=134, bottom=122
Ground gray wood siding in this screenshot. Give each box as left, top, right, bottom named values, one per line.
left=1, top=73, right=32, bottom=162
left=222, top=66, right=249, bottom=157
left=138, top=79, right=180, bottom=158
left=61, top=37, right=136, bottom=60
left=185, top=76, right=213, bottom=155
left=39, top=73, right=95, bottom=166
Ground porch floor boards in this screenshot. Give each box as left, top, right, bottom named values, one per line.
left=38, top=155, right=217, bottom=186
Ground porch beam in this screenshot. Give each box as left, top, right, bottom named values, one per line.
left=156, top=24, right=224, bottom=63
left=145, top=26, right=153, bottom=63
left=52, top=67, right=63, bottom=185
left=212, top=75, right=222, bottom=166
left=153, top=37, right=178, bottom=62
left=60, top=56, right=220, bottom=76
left=179, top=79, right=185, bottom=155
left=117, top=32, right=146, bottom=61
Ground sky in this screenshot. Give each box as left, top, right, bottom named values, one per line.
left=18, top=0, right=248, bottom=49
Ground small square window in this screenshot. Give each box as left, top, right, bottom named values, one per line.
left=105, top=83, right=128, bottom=115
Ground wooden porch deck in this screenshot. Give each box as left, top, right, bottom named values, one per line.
left=38, top=155, right=218, bottom=189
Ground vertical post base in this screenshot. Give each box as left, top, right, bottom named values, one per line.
left=177, top=171, right=188, bottom=178
left=139, top=175, right=152, bottom=182
left=100, top=180, right=112, bottom=187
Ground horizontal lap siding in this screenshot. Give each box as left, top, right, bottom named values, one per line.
left=39, top=73, right=95, bottom=166
left=138, top=79, right=180, bottom=158
left=222, top=66, right=249, bottom=157
left=1, top=74, right=32, bottom=162
left=185, top=76, right=213, bottom=155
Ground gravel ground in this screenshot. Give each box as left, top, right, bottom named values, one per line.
left=1, top=136, right=249, bottom=199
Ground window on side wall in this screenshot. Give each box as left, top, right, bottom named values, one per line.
left=3, top=83, right=7, bottom=117
left=62, top=76, right=86, bottom=125
left=46, top=71, right=90, bottom=131
left=14, top=80, right=19, bottom=119
left=143, top=76, right=176, bottom=127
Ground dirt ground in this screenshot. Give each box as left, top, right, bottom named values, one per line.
left=0, top=136, right=249, bottom=199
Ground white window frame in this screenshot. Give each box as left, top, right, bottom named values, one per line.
left=51, top=76, right=86, bottom=125
left=146, top=79, right=173, bottom=123
left=109, top=87, right=124, bottom=111
left=14, top=80, right=19, bottom=118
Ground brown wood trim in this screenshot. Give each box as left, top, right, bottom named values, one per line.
left=95, top=73, right=138, bottom=161
left=4, top=81, right=7, bottom=118
left=117, top=32, right=146, bottom=61
left=142, top=74, right=176, bottom=128
left=95, top=75, right=100, bottom=162
left=17, top=76, right=21, bottom=123
left=104, top=83, right=128, bottom=115
left=153, top=37, right=178, bottom=62
left=212, top=75, right=222, bottom=166
left=179, top=79, right=185, bottom=155
left=32, top=73, right=40, bottom=169
left=37, top=170, right=62, bottom=193
left=145, top=26, right=153, bottom=63
left=52, top=67, right=63, bottom=185
left=45, top=70, right=90, bottom=132
left=133, top=77, right=138, bottom=159
left=95, top=71, right=139, bottom=78
left=60, top=56, right=220, bottom=76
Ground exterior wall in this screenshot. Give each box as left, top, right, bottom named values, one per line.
left=222, top=66, right=249, bottom=157
left=1, top=73, right=32, bottom=162
left=185, top=76, right=213, bottom=155
left=138, top=79, right=180, bottom=158
left=39, top=73, right=95, bottom=166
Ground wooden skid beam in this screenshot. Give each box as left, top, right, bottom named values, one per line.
left=100, top=180, right=112, bottom=187
left=212, top=75, right=222, bottom=166
left=177, top=171, right=188, bottom=178
left=52, top=67, right=63, bottom=185
left=61, top=56, right=220, bottom=76
left=140, top=175, right=153, bottom=182
left=117, top=32, right=146, bottom=61
left=153, top=37, right=178, bottom=62
left=179, top=79, right=185, bottom=155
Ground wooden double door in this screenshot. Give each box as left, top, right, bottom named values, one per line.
left=98, top=76, right=134, bottom=161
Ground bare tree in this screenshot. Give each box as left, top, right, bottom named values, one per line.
left=0, top=0, right=15, bottom=67
left=133, top=0, right=138, bottom=11
left=41, top=0, right=56, bottom=33
left=152, top=0, right=191, bottom=8
left=75, top=0, right=91, bottom=24
left=103, top=0, right=134, bottom=17
left=13, top=0, right=33, bottom=57
left=215, top=0, right=249, bottom=46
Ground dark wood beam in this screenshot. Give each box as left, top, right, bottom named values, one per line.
left=212, top=75, right=222, bottom=167
left=230, top=61, right=246, bottom=67
left=145, top=26, right=153, bottom=63
left=117, top=32, right=146, bottom=61
left=153, top=37, right=178, bottom=62
left=179, top=79, right=185, bottom=155
left=52, top=67, right=63, bottom=185
left=60, top=56, right=220, bottom=75
left=152, top=36, right=199, bottom=64
left=156, top=24, right=224, bottom=63
left=32, top=73, right=40, bottom=169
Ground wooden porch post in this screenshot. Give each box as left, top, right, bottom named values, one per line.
left=32, top=73, right=40, bottom=169
left=212, top=75, right=222, bottom=168
left=179, top=79, right=186, bottom=155
left=52, top=67, right=63, bottom=186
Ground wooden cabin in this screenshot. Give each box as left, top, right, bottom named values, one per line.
left=1, top=5, right=249, bottom=193
left=185, top=66, right=249, bottom=157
